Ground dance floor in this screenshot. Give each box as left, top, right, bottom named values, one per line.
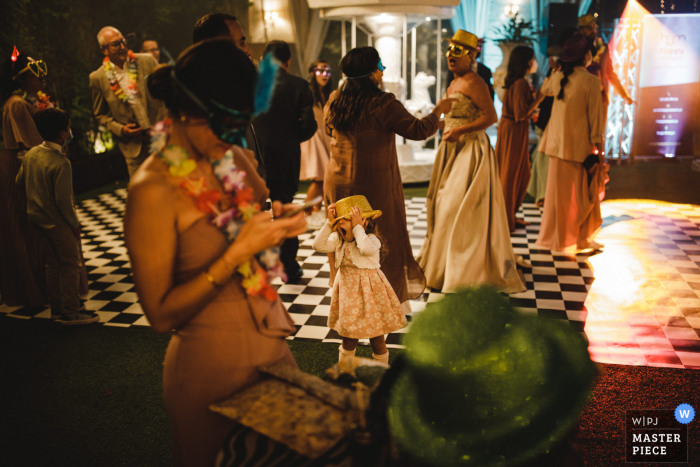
left=1, top=190, right=699, bottom=369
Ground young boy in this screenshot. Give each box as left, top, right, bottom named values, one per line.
left=16, top=108, right=98, bottom=325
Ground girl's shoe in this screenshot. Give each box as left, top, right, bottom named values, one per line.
left=372, top=351, right=389, bottom=365
left=339, top=345, right=356, bottom=365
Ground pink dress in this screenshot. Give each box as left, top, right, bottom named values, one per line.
left=329, top=243, right=407, bottom=339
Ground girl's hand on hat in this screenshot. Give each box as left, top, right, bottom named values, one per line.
left=327, top=204, right=336, bottom=223
left=350, top=206, right=365, bottom=229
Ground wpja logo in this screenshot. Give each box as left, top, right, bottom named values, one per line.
left=625, top=405, right=694, bottom=463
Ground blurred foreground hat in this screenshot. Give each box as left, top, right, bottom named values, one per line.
left=388, top=287, right=596, bottom=467
left=331, top=195, right=382, bottom=228
left=560, top=33, right=594, bottom=63
left=578, top=14, right=597, bottom=27
left=447, top=29, right=479, bottom=50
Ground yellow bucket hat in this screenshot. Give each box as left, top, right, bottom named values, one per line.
left=331, top=195, right=382, bottom=228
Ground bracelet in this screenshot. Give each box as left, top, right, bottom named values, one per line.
left=205, top=270, right=224, bottom=288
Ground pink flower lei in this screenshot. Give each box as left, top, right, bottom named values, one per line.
left=151, top=119, right=286, bottom=301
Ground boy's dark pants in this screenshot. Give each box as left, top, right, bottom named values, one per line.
left=35, top=224, right=82, bottom=315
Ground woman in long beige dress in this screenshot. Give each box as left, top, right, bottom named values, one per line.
left=417, top=30, right=525, bottom=293
left=324, top=47, right=455, bottom=303
left=536, top=34, right=604, bottom=252
left=123, top=41, right=306, bottom=467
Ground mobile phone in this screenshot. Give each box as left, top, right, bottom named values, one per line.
left=276, top=196, right=323, bottom=219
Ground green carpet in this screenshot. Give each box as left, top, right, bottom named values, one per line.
left=0, top=318, right=402, bottom=466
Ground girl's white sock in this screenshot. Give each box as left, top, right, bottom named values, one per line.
left=339, top=345, right=356, bottom=363
left=372, top=350, right=389, bottom=365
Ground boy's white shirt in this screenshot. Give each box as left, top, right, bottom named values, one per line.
left=312, top=222, right=381, bottom=270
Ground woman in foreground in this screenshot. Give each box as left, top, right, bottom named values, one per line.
left=123, top=39, right=306, bottom=467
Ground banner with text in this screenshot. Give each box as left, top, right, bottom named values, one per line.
left=633, top=13, right=700, bottom=156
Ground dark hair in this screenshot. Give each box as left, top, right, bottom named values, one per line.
left=557, top=56, right=586, bottom=100
left=141, top=39, right=158, bottom=48
left=1, top=50, right=30, bottom=102
left=327, top=47, right=383, bottom=133
left=193, top=13, right=237, bottom=44
left=307, top=60, right=332, bottom=106
left=34, top=108, right=70, bottom=141
left=504, top=45, right=534, bottom=89
left=148, top=39, right=256, bottom=118
left=264, top=40, right=291, bottom=64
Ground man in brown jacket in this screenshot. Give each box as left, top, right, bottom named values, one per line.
left=90, top=26, right=165, bottom=177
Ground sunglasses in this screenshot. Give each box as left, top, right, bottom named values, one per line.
left=446, top=43, right=475, bottom=59
left=314, top=68, right=331, bottom=77
left=171, top=70, right=251, bottom=148
left=13, top=60, right=47, bottom=80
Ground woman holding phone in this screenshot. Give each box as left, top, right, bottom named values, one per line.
left=124, top=40, right=306, bottom=467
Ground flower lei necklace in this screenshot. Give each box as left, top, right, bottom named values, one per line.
left=12, top=90, right=54, bottom=111
left=103, top=51, right=139, bottom=103
left=151, top=118, right=285, bottom=301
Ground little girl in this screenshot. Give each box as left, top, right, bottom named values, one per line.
left=312, top=195, right=407, bottom=364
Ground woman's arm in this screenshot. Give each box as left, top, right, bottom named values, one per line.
left=539, top=73, right=558, bottom=97
left=587, top=77, right=604, bottom=154
left=513, top=79, right=535, bottom=122
left=380, top=94, right=440, bottom=141
left=125, top=179, right=306, bottom=334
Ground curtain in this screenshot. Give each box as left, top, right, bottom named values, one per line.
left=579, top=0, right=593, bottom=16
left=450, top=0, right=492, bottom=38
left=288, top=0, right=330, bottom=73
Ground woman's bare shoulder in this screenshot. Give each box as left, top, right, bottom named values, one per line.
left=127, top=156, right=176, bottom=202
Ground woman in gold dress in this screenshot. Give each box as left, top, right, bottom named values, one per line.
left=417, top=31, right=525, bottom=294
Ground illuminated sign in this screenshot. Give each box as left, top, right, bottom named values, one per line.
left=633, top=14, right=700, bottom=157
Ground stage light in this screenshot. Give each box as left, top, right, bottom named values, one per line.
left=426, top=17, right=431, bottom=22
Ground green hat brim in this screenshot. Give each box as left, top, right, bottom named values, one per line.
left=388, top=314, right=595, bottom=467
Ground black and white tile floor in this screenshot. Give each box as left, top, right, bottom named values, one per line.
left=2, top=190, right=699, bottom=369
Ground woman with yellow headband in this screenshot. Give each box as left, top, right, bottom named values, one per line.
left=0, top=47, right=50, bottom=306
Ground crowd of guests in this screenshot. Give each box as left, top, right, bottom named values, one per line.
left=0, top=10, right=618, bottom=466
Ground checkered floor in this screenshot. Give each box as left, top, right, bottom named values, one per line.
left=2, top=190, right=699, bottom=369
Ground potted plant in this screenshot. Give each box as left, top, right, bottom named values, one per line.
left=490, top=13, right=543, bottom=101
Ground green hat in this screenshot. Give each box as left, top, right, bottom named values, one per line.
left=388, top=287, right=596, bottom=467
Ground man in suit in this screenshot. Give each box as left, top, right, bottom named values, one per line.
left=253, top=41, right=316, bottom=283
left=192, top=13, right=265, bottom=179
left=90, top=26, right=165, bottom=178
